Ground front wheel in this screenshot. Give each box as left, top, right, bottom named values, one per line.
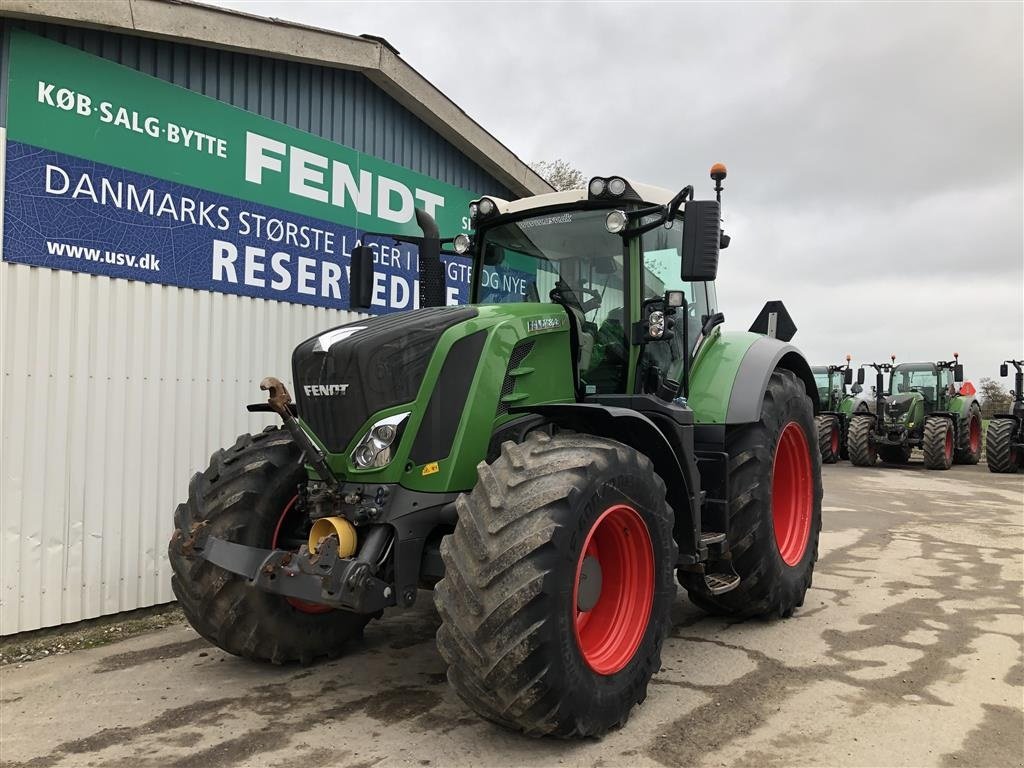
left=986, top=418, right=1020, bottom=473
left=922, top=416, right=954, bottom=470
left=434, top=432, right=677, bottom=737
left=684, top=369, right=822, bottom=618
left=847, top=415, right=878, bottom=466
left=168, top=428, right=370, bottom=664
left=816, top=414, right=841, bottom=464
left=954, top=406, right=982, bottom=465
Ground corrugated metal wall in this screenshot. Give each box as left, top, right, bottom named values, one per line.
left=0, top=23, right=510, bottom=634
left=0, top=259, right=360, bottom=634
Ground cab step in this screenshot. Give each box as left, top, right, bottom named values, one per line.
left=703, top=572, right=741, bottom=595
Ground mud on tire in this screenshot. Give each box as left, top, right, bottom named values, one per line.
left=168, top=427, right=369, bottom=664
left=684, top=369, right=822, bottom=619
left=434, top=431, right=677, bottom=738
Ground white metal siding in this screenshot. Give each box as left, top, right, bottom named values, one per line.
left=0, top=254, right=361, bottom=634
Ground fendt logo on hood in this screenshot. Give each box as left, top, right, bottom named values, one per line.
left=303, top=384, right=349, bottom=397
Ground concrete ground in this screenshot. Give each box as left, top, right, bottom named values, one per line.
left=2, top=462, right=1022, bottom=768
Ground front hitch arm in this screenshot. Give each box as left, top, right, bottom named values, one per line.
left=255, top=377, right=340, bottom=490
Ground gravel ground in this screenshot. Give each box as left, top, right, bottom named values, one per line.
left=1, top=461, right=1021, bottom=768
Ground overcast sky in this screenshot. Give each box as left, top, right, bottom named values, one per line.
left=216, top=0, right=1022, bottom=388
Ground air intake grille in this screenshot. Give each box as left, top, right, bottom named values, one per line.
left=497, top=341, right=535, bottom=416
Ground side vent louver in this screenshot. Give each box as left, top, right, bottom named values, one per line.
left=497, top=341, right=535, bottom=416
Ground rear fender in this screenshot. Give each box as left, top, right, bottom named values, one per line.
left=511, top=403, right=701, bottom=563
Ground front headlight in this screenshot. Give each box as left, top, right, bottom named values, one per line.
left=351, top=412, right=410, bottom=469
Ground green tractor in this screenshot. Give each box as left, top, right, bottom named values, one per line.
left=848, top=355, right=982, bottom=470
left=169, top=166, right=823, bottom=737
left=812, top=355, right=870, bottom=463
left=985, top=359, right=1024, bottom=473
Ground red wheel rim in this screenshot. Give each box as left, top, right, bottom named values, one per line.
left=772, top=422, right=813, bottom=567
left=944, top=428, right=953, bottom=461
left=969, top=417, right=980, bottom=453
left=830, top=425, right=840, bottom=455
left=573, top=504, right=654, bottom=675
left=272, top=495, right=332, bottom=615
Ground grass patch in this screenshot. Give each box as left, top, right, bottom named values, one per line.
left=0, top=604, right=184, bottom=666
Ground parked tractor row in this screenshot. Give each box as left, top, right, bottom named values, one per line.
left=813, top=355, right=1023, bottom=473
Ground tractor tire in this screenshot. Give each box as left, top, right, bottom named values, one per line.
left=434, top=431, right=677, bottom=738
left=922, top=416, right=954, bottom=470
left=878, top=444, right=912, bottom=464
left=847, top=415, right=877, bottom=466
left=954, top=405, right=982, bottom=465
left=168, top=427, right=370, bottom=664
left=683, top=369, right=821, bottom=619
left=816, top=414, right=841, bottom=464
left=985, top=418, right=1020, bottom=474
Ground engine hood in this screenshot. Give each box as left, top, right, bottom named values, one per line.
left=292, top=307, right=478, bottom=452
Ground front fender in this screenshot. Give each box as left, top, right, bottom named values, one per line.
left=689, top=330, right=818, bottom=425
left=510, top=403, right=701, bottom=563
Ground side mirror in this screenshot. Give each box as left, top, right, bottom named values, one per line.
left=851, top=383, right=863, bottom=394
left=415, top=208, right=447, bottom=309
left=349, top=245, right=375, bottom=310
left=954, top=364, right=964, bottom=383
left=844, top=368, right=854, bottom=386
left=681, top=200, right=720, bottom=281
left=857, top=368, right=866, bottom=385
left=1001, top=363, right=1009, bottom=377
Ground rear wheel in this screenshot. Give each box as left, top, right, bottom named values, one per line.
left=954, top=406, right=982, bottom=465
left=816, top=414, right=841, bottom=464
left=434, top=432, right=676, bottom=737
left=986, top=418, right=1020, bottom=474
left=684, top=369, right=821, bottom=618
left=168, top=428, right=370, bottom=663
left=922, top=416, right=954, bottom=470
left=847, top=415, right=877, bottom=466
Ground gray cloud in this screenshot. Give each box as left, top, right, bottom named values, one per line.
left=217, top=0, right=1022, bottom=385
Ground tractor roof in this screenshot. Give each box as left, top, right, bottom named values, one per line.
left=477, top=178, right=677, bottom=218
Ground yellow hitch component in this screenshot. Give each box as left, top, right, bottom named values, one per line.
left=308, top=516, right=358, bottom=557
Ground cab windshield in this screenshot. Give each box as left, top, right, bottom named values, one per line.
left=812, top=368, right=831, bottom=402
left=476, top=209, right=629, bottom=394
left=474, top=208, right=625, bottom=314
left=890, top=364, right=938, bottom=396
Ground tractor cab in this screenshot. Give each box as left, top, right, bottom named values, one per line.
left=812, top=357, right=854, bottom=412
left=451, top=175, right=726, bottom=402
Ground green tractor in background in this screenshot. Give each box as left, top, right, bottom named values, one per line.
left=812, top=355, right=871, bottom=463
left=169, top=165, right=823, bottom=737
left=848, top=354, right=982, bottom=470
left=985, top=359, right=1024, bottom=473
